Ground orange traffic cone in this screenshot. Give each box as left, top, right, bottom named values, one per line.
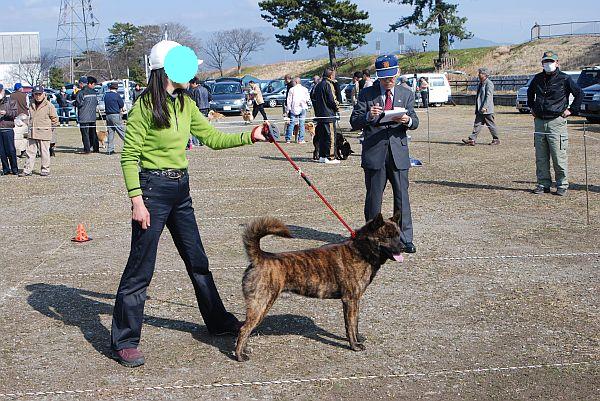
left=71, top=223, right=91, bottom=242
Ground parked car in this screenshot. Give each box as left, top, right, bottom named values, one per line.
left=577, top=66, right=600, bottom=89
left=516, top=70, right=581, bottom=113
left=580, top=83, right=600, bottom=123
left=398, top=73, right=451, bottom=106
left=263, top=86, right=287, bottom=108
left=209, top=79, right=246, bottom=114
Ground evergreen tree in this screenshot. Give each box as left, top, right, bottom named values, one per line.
left=259, top=0, right=372, bottom=69
left=386, top=0, right=472, bottom=62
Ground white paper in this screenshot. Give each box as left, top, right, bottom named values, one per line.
left=377, top=107, right=407, bottom=124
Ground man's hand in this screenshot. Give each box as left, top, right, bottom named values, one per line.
left=481, top=107, right=488, bottom=113
left=393, top=114, right=411, bottom=124
left=369, top=103, right=383, bottom=118
left=0, top=110, right=6, bottom=116
left=131, top=196, right=150, bottom=230
left=561, top=109, right=571, bottom=118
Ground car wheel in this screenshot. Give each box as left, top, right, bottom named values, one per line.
left=269, top=99, right=277, bottom=108
left=518, top=109, right=529, bottom=114
left=586, top=117, right=600, bottom=124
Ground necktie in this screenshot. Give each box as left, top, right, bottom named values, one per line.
left=384, top=89, right=393, bottom=110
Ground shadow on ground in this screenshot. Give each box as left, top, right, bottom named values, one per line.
left=25, top=283, right=347, bottom=361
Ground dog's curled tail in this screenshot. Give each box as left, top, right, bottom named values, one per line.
left=243, top=217, right=292, bottom=263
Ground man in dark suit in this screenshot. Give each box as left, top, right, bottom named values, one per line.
left=350, top=54, right=419, bottom=253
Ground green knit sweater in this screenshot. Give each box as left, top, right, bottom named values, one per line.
left=121, top=94, right=253, bottom=197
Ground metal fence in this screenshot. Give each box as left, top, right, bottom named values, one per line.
left=531, top=21, right=600, bottom=40
left=449, top=75, right=531, bottom=94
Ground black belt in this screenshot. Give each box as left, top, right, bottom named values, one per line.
left=141, top=169, right=187, bottom=179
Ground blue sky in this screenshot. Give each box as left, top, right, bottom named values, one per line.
left=3, top=0, right=599, bottom=45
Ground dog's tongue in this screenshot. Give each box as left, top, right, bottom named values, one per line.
left=393, top=254, right=404, bottom=262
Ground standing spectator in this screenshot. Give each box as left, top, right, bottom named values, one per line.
left=75, top=76, right=99, bottom=154
left=418, top=77, right=429, bottom=108
left=19, top=86, right=58, bottom=177
left=188, top=77, right=211, bottom=117
left=131, top=83, right=144, bottom=104
left=399, top=76, right=411, bottom=89
left=248, top=80, right=268, bottom=121
left=0, top=84, right=19, bottom=176
left=462, top=68, right=499, bottom=146
left=283, top=74, right=294, bottom=116
left=310, top=75, right=321, bottom=97
left=56, top=86, right=70, bottom=127
left=359, top=69, right=373, bottom=90
left=11, top=83, right=29, bottom=116
left=351, top=71, right=363, bottom=105
left=350, top=54, right=420, bottom=254
left=285, top=77, right=310, bottom=143
left=527, top=51, right=583, bottom=196
left=104, top=82, right=125, bottom=155
left=311, top=67, right=340, bottom=164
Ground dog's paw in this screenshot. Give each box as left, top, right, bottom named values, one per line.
left=350, top=343, right=366, bottom=352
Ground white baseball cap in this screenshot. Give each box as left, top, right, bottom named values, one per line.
left=149, top=40, right=181, bottom=71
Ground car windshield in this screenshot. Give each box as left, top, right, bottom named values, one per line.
left=213, top=83, right=241, bottom=95
left=430, top=78, right=445, bottom=87
left=577, top=70, right=600, bottom=89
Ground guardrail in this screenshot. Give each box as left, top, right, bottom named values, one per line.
left=531, top=21, right=600, bottom=40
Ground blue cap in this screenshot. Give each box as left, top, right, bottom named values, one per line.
left=375, top=55, right=399, bottom=78
left=79, top=76, right=88, bottom=84
left=14, top=83, right=22, bottom=90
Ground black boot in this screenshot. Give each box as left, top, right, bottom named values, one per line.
left=50, top=144, right=56, bottom=157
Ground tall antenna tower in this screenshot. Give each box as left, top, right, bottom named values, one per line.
left=55, top=0, right=105, bottom=83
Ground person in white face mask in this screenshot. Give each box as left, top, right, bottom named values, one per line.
left=526, top=51, right=583, bottom=196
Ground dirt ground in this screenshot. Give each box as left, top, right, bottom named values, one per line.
left=0, top=105, right=598, bottom=400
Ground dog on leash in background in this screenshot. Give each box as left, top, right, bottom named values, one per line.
left=207, top=110, right=225, bottom=122
left=235, top=214, right=405, bottom=362
left=312, top=130, right=354, bottom=160
left=242, top=110, right=254, bottom=124
left=96, top=130, right=108, bottom=149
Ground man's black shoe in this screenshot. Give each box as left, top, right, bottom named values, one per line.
left=403, top=242, right=416, bottom=253
left=533, top=185, right=550, bottom=195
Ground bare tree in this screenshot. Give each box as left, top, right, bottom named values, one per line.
left=222, top=29, right=266, bottom=75
left=203, top=32, right=229, bottom=77
left=163, top=22, right=202, bottom=54
left=10, top=52, right=56, bottom=86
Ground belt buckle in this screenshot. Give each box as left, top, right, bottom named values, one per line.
left=166, top=170, right=182, bottom=180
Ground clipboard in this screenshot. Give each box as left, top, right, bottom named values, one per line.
left=375, top=107, right=407, bottom=125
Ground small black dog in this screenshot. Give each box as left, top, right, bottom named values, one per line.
left=312, top=131, right=354, bottom=160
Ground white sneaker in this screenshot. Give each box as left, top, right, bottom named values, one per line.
left=297, top=140, right=307, bottom=144
left=319, top=157, right=340, bottom=164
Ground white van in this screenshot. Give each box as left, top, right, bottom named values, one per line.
left=398, top=73, right=451, bottom=106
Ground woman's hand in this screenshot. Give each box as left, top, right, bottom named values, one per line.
left=251, top=123, right=268, bottom=142
left=131, top=195, right=150, bottom=229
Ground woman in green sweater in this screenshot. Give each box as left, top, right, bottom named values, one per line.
left=111, top=40, right=266, bottom=368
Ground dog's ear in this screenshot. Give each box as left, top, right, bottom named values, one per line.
left=367, top=213, right=385, bottom=231
left=390, top=211, right=401, bottom=225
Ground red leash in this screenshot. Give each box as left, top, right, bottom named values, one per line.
left=263, top=125, right=356, bottom=238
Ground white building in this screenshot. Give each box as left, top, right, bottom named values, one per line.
left=0, top=32, right=41, bottom=87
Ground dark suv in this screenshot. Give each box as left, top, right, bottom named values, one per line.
left=578, top=66, right=600, bottom=123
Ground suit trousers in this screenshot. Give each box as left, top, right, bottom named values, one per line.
left=111, top=172, right=237, bottom=350
left=79, top=122, right=98, bottom=153
left=469, top=113, right=498, bottom=140
left=317, top=121, right=336, bottom=159
left=364, top=146, right=413, bottom=243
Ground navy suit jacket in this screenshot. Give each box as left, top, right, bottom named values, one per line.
left=350, top=83, right=419, bottom=170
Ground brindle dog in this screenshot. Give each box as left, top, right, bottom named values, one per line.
left=235, top=213, right=404, bottom=362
